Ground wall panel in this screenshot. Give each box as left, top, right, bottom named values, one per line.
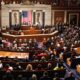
left=54, top=11, right=64, bottom=24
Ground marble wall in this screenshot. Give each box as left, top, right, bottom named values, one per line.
left=1, top=4, right=51, bottom=28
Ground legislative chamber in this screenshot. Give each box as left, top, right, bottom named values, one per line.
left=0, top=0, right=80, bottom=80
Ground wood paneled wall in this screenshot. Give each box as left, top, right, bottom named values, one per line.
left=67, top=11, right=80, bottom=26
left=54, top=11, right=64, bottom=24
left=52, top=10, right=80, bottom=26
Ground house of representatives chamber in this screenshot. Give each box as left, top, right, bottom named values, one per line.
left=0, top=0, right=80, bottom=80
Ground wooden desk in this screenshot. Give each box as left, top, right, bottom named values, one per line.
left=21, top=26, right=39, bottom=30
left=2, top=31, right=58, bottom=42
left=0, top=51, right=29, bottom=59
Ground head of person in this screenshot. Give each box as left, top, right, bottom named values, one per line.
left=26, top=64, right=33, bottom=71
left=40, top=56, right=46, bottom=61
left=37, top=64, right=42, bottom=70
left=31, top=74, right=37, bottom=80
left=43, top=71, right=48, bottom=77
left=47, top=63, right=52, bottom=70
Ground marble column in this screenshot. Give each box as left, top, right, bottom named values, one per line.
left=33, top=10, right=35, bottom=25
left=9, top=10, right=12, bottom=27
left=42, top=10, right=45, bottom=27
left=19, top=10, right=22, bottom=27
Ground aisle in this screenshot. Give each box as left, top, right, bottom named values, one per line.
left=63, top=62, right=80, bottom=80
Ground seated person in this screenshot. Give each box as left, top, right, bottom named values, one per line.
left=40, top=56, right=47, bottom=62
left=29, top=74, right=37, bottom=80
left=32, top=55, right=39, bottom=62
left=26, top=64, right=33, bottom=71
left=35, top=64, right=43, bottom=71
left=53, top=59, right=64, bottom=70
left=53, top=77, right=61, bottom=80
left=76, top=64, right=80, bottom=74
left=3, top=64, right=13, bottom=72
left=46, top=63, right=53, bottom=70
left=14, top=62, right=22, bottom=70
left=64, top=72, right=75, bottom=80
left=40, top=71, right=52, bottom=80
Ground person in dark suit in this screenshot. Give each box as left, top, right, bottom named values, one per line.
left=29, top=74, right=37, bottom=80
left=14, top=62, right=22, bottom=70
left=64, top=72, right=75, bottom=80
left=40, top=71, right=52, bottom=80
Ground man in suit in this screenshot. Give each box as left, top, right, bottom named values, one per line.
left=40, top=71, right=52, bottom=80
left=65, top=72, right=75, bottom=80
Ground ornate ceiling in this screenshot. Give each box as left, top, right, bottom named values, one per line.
left=0, top=0, right=60, bottom=6
left=0, top=0, right=80, bottom=8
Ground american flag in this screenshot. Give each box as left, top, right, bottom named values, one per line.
left=22, top=11, right=32, bottom=25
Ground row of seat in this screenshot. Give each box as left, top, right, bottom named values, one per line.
left=1, top=60, right=57, bottom=70
left=0, top=69, right=66, bottom=80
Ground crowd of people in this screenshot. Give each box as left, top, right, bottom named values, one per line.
left=0, top=24, right=80, bottom=80
left=1, top=25, right=56, bottom=35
